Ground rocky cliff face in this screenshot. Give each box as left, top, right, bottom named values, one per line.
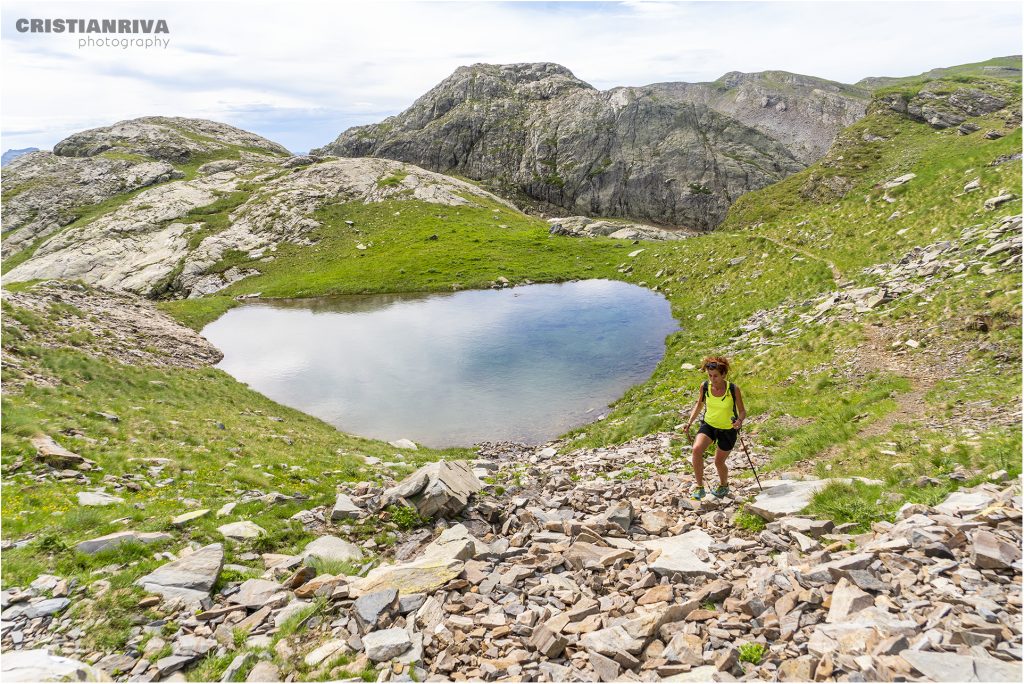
left=1, top=118, right=516, bottom=298
left=315, top=63, right=809, bottom=230
left=315, top=63, right=869, bottom=230
left=645, top=71, right=869, bottom=164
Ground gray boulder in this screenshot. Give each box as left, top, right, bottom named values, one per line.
left=230, top=579, right=284, bottom=608
left=362, top=628, right=413, bottom=662
left=217, top=521, right=266, bottom=540
left=934, top=489, right=994, bottom=517
left=77, top=491, right=124, bottom=507
left=382, top=460, right=483, bottom=518
left=354, top=589, right=400, bottom=631
left=972, top=530, right=1021, bottom=570
left=302, top=536, right=364, bottom=564
left=419, top=523, right=485, bottom=561
left=331, top=493, right=361, bottom=521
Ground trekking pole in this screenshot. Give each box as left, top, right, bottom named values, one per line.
left=738, top=432, right=763, bottom=492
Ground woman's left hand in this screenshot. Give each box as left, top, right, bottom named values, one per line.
left=733, top=419, right=743, bottom=429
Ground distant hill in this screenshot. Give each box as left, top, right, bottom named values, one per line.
left=2, top=147, right=39, bottom=166
left=857, top=55, right=1022, bottom=90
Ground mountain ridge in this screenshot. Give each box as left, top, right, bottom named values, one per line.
left=315, top=61, right=818, bottom=230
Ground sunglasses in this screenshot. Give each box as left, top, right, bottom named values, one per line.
left=705, top=362, right=721, bottom=370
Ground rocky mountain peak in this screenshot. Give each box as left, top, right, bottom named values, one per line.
left=53, top=116, right=290, bottom=163
left=446, top=62, right=591, bottom=92
left=401, top=62, right=592, bottom=123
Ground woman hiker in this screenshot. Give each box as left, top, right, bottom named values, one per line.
left=682, top=356, right=746, bottom=500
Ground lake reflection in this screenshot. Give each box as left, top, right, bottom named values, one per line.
left=202, top=280, right=677, bottom=447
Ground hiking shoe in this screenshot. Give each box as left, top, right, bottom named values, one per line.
left=691, top=487, right=706, bottom=501
left=711, top=485, right=730, bottom=498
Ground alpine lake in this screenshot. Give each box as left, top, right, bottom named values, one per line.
left=202, top=279, right=678, bottom=447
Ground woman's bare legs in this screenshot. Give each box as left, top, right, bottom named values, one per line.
left=691, top=433, right=713, bottom=487
left=714, top=447, right=729, bottom=488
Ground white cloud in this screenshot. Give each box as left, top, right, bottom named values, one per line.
left=2, top=0, right=1020, bottom=152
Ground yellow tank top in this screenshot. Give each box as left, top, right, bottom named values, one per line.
left=704, top=382, right=735, bottom=430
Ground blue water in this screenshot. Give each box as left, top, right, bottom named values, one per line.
left=202, top=280, right=677, bottom=447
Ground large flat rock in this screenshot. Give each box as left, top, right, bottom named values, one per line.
left=351, top=558, right=464, bottom=597
left=746, top=480, right=831, bottom=521
left=77, top=491, right=124, bottom=507
left=934, top=489, right=995, bottom=517
left=217, top=521, right=266, bottom=540
left=420, top=523, right=484, bottom=561
left=2, top=648, right=109, bottom=682
left=76, top=530, right=171, bottom=555
left=135, top=543, right=223, bottom=605
left=230, top=578, right=284, bottom=608
left=363, top=628, right=414, bottom=662
left=641, top=530, right=715, bottom=577
left=302, top=536, right=364, bottom=564
left=899, top=649, right=1022, bottom=682
left=747, top=477, right=883, bottom=521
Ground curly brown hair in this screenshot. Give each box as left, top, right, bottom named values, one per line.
left=700, top=355, right=730, bottom=376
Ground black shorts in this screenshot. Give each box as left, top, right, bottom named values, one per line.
left=697, top=421, right=737, bottom=452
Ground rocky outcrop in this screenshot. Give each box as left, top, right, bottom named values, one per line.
left=878, top=83, right=1013, bottom=130
left=0, top=152, right=182, bottom=257
left=547, top=216, right=692, bottom=241
left=856, top=55, right=1023, bottom=91
left=1, top=281, right=223, bottom=375
left=0, top=118, right=288, bottom=259
left=315, top=62, right=815, bottom=230
left=2, top=153, right=511, bottom=298
left=741, top=214, right=1024, bottom=336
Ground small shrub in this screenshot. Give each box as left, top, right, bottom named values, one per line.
left=386, top=505, right=426, bottom=530
left=739, top=642, right=766, bottom=664
left=308, top=557, right=364, bottom=577
left=377, top=171, right=409, bottom=188
left=733, top=508, right=767, bottom=532
left=37, top=534, right=69, bottom=554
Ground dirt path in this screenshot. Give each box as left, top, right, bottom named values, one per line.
left=753, top=234, right=846, bottom=285
left=851, top=323, right=938, bottom=434
left=747, top=234, right=944, bottom=465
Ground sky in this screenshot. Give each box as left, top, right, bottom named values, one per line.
left=1, top=0, right=1021, bottom=153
